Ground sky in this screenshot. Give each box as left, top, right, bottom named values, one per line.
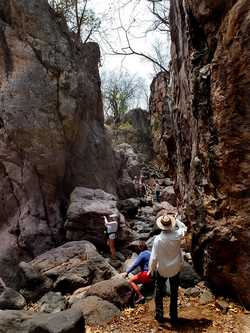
left=89, top=0, right=171, bottom=90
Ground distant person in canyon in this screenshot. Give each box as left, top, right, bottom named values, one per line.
left=155, top=180, right=161, bottom=202
left=138, top=172, right=146, bottom=197
left=149, top=214, right=187, bottom=324
left=104, top=214, right=119, bottom=259
left=133, top=175, right=140, bottom=196
left=124, top=241, right=152, bottom=304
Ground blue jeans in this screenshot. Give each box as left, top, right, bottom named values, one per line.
left=155, top=191, right=160, bottom=202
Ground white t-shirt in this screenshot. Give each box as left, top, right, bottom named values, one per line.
left=104, top=216, right=118, bottom=234
left=149, top=219, right=187, bottom=277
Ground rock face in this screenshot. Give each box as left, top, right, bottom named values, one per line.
left=0, top=0, right=116, bottom=286
left=149, top=72, right=176, bottom=174
left=114, top=143, right=140, bottom=199
left=118, top=108, right=152, bottom=159
left=169, top=0, right=250, bottom=307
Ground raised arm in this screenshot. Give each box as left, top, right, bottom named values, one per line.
left=175, top=217, right=187, bottom=238
left=104, top=216, right=109, bottom=227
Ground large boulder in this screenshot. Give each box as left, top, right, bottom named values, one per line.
left=20, top=241, right=117, bottom=301
left=170, top=0, right=250, bottom=307
left=0, top=287, right=26, bottom=310
left=0, top=308, right=84, bottom=333
left=0, top=0, right=116, bottom=288
left=73, top=296, right=120, bottom=326
left=117, top=198, right=140, bottom=218
left=37, top=292, right=66, bottom=313
left=65, top=187, right=121, bottom=247
left=160, top=186, right=177, bottom=207
left=69, top=275, right=132, bottom=308
left=114, top=143, right=141, bottom=199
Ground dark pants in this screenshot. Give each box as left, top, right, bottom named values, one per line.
left=155, top=191, right=160, bottom=202
left=155, top=271, right=180, bottom=321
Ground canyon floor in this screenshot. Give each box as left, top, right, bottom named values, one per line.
left=87, top=288, right=250, bottom=333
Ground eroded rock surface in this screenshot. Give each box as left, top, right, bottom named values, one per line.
left=149, top=71, right=176, bottom=174
left=20, top=241, right=117, bottom=301
left=74, top=296, right=120, bottom=326
left=65, top=187, right=120, bottom=247
left=69, top=275, right=132, bottom=308
left=0, top=308, right=84, bottom=333
left=0, top=0, right=116, bottom=286
left=169, top=0, right=250, bottom=307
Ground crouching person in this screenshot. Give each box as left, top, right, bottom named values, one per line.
left=149, top=214, right=187, bottom=324
left=124, top=241, right=152, bottom=304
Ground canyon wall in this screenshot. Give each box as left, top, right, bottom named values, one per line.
left=169, top=0, right=250, bottom=307
left=149, top=71, right=176, bottom=175
left=0, top=0, right=116, bottom=286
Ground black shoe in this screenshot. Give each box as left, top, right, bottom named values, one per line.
left=170, top=317, right=179, bottom=326
left=155, top=316, right=165, bottom=324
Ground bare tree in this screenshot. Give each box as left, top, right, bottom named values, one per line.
left=49, top=0, right=100, bottom=43
left=101, top=0, right=170, bottom=73
left=102, top=69, right=147, bottom=122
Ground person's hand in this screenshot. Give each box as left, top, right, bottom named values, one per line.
left=147, top=271, right=151, bottom=277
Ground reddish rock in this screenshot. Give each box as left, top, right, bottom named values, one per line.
left=169, top=0, right=250, bottom=308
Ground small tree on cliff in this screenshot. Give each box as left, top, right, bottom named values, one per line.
left=102, top=70, right=146, bottom=123
left=49, top=0, right=100, bottom=43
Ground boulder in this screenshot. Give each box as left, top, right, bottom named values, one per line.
left=0, top=308, right=84, bottom=333
left=65, top=187, right=124, bottom=248
left=74, top=296, right=120, bottom=325
left=20, top=241, right=117, bottom=301
left=179, top=262, right=201, bottom=289
left=160, top=186, right=177, bottom=206
left=37, top=292, right=66, bottom=313
left=199, top=289, right=216, bottom=305
left=117, top=198, right=140, bottom=218
left=0, top=287, right=26, bottom=310
left=69, top=275, right=132, bottom=308
left=153, top=201, right=177, bottom=217
left=0, top=0, right=116, bottom=288
left=19, top=261, right=53, bottom=302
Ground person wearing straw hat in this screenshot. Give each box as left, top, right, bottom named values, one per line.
left=149, top=214, right=187, bottom=324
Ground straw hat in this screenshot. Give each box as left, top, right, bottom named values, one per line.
left=156, top=214, right=176, bottom=231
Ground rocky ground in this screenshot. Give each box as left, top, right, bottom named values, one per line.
left=0, top=177, right=249, bottom=332
left=87, top=289, right=249, bottom=333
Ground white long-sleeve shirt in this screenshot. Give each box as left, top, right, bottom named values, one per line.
left=149, top=219, right=187, bottom=278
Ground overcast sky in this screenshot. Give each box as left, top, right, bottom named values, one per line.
left=89, top=0, right=170, bottom=85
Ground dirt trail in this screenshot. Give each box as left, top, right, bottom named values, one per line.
left=86, top=288, right=249, bottom=333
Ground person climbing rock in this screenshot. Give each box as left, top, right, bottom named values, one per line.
left=124, top=241, right=152, bottom=304
left=104, top=214, right=119, bottom=259
left=149, top=214, right=187, bottom=324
